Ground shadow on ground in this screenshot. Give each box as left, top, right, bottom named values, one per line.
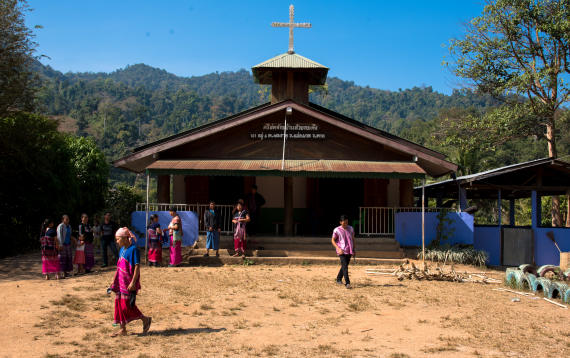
left=142, top=327, right=227, bottom=336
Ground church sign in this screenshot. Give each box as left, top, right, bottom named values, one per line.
left=249, top=122, right=326, bottom=140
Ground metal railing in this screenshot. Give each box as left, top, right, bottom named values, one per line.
left=358, top=207, right=451, bottom=236
left=136, top=203, right=235, bottom=234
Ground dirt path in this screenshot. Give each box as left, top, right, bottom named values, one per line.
left=0, top=254, right=568, bottom=357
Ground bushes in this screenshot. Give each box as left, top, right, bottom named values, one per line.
left=418, top=245, right=489, bottom=267
left=104, top=183, right=142, bottom=227
left=0, top=112, right=109, bottom=256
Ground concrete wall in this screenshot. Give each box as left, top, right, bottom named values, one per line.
left=255, top=176, right=307, bottom=208
left=395, top=212, right=474, bottom=247
left=534, top=227, right=570, bottom=267
left=472, top=226, right=570, bottom=266
left=473, top=226, right=501, bottom=266
left=387, top=178, right=400, bottom=207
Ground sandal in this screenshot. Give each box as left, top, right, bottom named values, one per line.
left=110, top=329, right=127, bottom=337
left=231, top=252, right=240, bottom=257
left=143, top=317, right=152, bottom=334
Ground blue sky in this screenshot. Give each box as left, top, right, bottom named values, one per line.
left=26, top=0, right=484, bottom=94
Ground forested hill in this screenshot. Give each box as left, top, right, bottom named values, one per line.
left=34, top=62, right=508, bottom=180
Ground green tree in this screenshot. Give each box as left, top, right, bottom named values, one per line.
left=0, top=112, right=74, bottom=256
left=447, top=0, right=570, bottom=225
left=104, top=184, right=143, bottom=227
left=65, top=136, right=109, bottom=216
left=0, top=0, right=39, bottom=116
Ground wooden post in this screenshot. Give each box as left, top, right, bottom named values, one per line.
left=531, top=191, right=538, bottom=229
left=145, top=172, right=150, bottom=264
left=497, top=190, right=502, bottom=227
left=567, top=191, right=570, bottom=227
left=284, top=176, right=294, bottom=236
left=509, top=198, right=516, bottom=226
left=421, top=178, right=425, bottom=263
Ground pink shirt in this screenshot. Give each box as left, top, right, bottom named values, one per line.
left=333, top=225, right=354, bottom=255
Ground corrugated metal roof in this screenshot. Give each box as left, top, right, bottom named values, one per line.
left=252, top=52, right=328, bottom=69
left=146, top=160, right=425, bottom=178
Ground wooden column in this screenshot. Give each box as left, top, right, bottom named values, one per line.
left=567, top=191, right=570, bottom=227
left=497, top=190, right=502, bottom=227
left=157, top=175, right=170, bottom=203
left=509, top=199, right=516, bottom=226
left=531, top=191, right=539, bottom=229
left=284, top=176, right=294, bottom=236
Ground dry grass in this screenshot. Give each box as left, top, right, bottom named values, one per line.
left=1, top=261, right=569, bottom=357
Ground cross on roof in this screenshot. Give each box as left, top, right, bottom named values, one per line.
left=271, top=4, right=311, bottom=54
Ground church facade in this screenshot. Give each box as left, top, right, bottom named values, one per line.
left=114, top=10, right=457, bottom=236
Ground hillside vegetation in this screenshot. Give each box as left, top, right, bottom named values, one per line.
left=34, top=62, right=567, bottom=183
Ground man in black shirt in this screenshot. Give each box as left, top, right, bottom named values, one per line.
left=245, top=184, right=265, bottom=236
left=100, top=212, right=119, bottom=267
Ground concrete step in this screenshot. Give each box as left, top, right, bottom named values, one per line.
left=186, top=255, right=406, bottom=266
left=195, top=242, right=402, bottom=251
left=196, top=235, right=399, bottom=245
left=192, top=248, right=404, bottom=259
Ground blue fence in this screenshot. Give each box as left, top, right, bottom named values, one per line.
left=131, top=211, right=199, bottom=248
left=394, top=212, right=474, bottom=247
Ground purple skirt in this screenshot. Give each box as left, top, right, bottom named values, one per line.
left=59, top=244, right=73, bottom=272
left=84, top=243, right=95, bottom=270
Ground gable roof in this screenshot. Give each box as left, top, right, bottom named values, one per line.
left=113, top=99, right=457, bottom=176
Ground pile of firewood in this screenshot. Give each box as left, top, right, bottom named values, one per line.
left=366, top=261, right=501, bottom=284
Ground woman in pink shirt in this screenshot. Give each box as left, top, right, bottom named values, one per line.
left=331, top=214, right=355, bottom=289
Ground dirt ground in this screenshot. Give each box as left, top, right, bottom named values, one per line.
left=0, top=254, right=568, bottom=358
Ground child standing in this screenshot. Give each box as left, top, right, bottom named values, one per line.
left=331, top=215, right=355, bottom=289
left=74, top=232, right=86, bottom=275
left=147, top=214, right=163, bottom=266
left=41, top=218, right=61, bottom=280
left=109, top=227, right=151, bottom=336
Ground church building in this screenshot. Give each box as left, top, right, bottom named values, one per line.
left=114, top=6, right=457, bottom=237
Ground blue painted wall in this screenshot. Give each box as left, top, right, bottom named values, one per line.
left=131, top=211, right=199, bottom=248
left=473, top=226, right=501, bottom=266
left=394, top=212, right=474, bottom=247
left=534, top=227, right=570, bottom=266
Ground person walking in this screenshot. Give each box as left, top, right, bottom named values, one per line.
left=232, top=201, right=250, bottom=257
left=108, top=227, right=151, bottom=337
left=57, top=214, right=74, bottom=277
left=203, top=201, right=221, bottom=257
left=331, top=214, right=355, bottom=289
left=244, top=184, right=265, bottom=236
left=41, top=218, right=61, bottom=280
left=79, top=213, right=95, bottom=273
left=101, top=212, right=119, bottom=268
left=168, top=208, right=183, bottom=267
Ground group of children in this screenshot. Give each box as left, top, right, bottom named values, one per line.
left=40, top=214, right=98, bottom=280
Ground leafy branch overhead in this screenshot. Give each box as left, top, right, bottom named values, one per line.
left=447, top=0, right=570, bottom=157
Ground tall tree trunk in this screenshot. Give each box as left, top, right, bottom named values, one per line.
left=546, top=121, right=562, bottom=226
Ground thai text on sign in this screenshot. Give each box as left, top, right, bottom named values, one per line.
left=250, top=123, right=326, bottom=140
